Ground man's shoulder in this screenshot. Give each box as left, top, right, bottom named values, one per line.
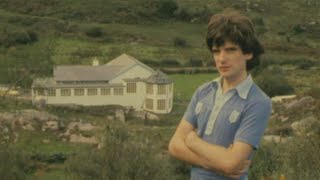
left=196, top=81, right=215, bottom=97
left=249, top=83, right=272, bottom=105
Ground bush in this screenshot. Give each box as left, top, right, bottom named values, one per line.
left=141, top=59, right=161, bottom=67
left=161, top=58, right=181, bottom=67
left=156, top=0, right=178, bottom=18
left=85, top=26, right=104, bottom=38
left=173, top=37, right=187, bottom=47
left=297, top=59, right=315, bottom=70
left=65, top=124, right=180, bottom=179
left=255, top=68, right=294, bottom=97
left=188, top=58, right=203, bottom=67
left=0, top=145, right=34, bottom=179
left=306, top=85, right=320, bottom=99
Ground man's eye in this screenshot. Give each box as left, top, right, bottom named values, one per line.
left=212, top=49, right=219, bottom=53
left=226, top=48, right=237, bottom=52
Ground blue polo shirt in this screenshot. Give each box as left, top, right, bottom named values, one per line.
left=183, top=75, right=272, bottom=180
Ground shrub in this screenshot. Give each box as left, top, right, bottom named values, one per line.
left=173, top=37, right=187, bottom=47
left=161, top=58, right=181, bottom=67
left=65, top=124, right=177, bottom=179
left=85, top=26, right=104, bottom=38
left=156, top=0, right=178, bottom=18
left=297, top=59, right=315, bottom=70
left=141, top=59, right=161, bottom=67
left=188, top=58, right=203, bottom=67
left=306, top=85, right=320, bottom=99
left=255, top=68, right=294, bottom=97
left=0, top=145, right=34, bottom=179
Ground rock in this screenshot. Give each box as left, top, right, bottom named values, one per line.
left=131, top=111, right=146, bottom=120
left=115, top=109, right=125, bottom=123
left=20, top=109, right=59, bottom=122
left=42, top=121, right=59, bottom=131
left=263, top=135, right=289, bottom=143
left=78, top=123, right=96, bottom=131
left=265, top=125, right=293, bottom=136
left=23, top=124, right=35, bottom=131
left=280, top=115, right=289, bottom=122
left=106, top=115, right=114, bottom=121
left=146, top=112, right=160, bottom=121
left=286, top=96, right=315, bottom=110
left=0, top=112, right=16, bottom=121
left=42, top=139, right=50, bottom=144
left=291, top=116, right=319, bottom=136
left=271, top=95, right=296, bottom=103
left=69, top=134, right=98, bottom=144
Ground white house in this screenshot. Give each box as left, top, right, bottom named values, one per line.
left=32, top=54, right=173, bottom=114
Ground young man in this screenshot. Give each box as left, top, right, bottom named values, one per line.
left=168, top=11, right=272, bottom=180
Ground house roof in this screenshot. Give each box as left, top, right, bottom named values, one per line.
left=54, top=65, right=125, bottom=81
left=146, top=70, right=173, bottom=84
left=53, top=53, right=154, bottom=82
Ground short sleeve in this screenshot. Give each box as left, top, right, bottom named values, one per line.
left=182, top=90, right=199, bottom=128
left=234, top=99, right=272, bottom=149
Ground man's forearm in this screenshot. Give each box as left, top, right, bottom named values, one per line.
left=169, top=135, right=211, bottom=169
left=185, top=131, right=251, bottom=175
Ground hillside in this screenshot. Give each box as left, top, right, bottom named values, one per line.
left=0, top=1, right=320, bottom=179
left=0, top=0, right=319, bottom=89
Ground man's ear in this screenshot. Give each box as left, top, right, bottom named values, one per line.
left=245, top=53, right=253, bottom=61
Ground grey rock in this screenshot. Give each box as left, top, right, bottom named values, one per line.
left=286, top=96, right=315, bottom=110
left=115, top=109, right=125, bottom=123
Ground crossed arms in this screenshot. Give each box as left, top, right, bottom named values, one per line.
left=168, top=119, right=252, bottom=179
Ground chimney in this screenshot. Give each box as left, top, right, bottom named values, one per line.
left=92, top=57, right=99, bottom=66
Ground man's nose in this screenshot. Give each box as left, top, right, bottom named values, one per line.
left=217, top=50, right=227, bottom=62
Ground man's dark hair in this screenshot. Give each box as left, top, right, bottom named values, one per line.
left=206, top=10, right=264, bottom=70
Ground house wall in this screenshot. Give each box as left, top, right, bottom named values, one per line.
left=33, top=83, right=145, bottom=110
left=144, top=83, right=174, bottom=114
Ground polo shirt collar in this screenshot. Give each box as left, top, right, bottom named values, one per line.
left=212, top=74, right=253, bottom=100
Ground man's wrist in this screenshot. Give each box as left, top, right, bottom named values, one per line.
left=185, top=131, right=198, bottom=149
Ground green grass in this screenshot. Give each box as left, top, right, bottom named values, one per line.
left=170, top=73, right=218, bottom=101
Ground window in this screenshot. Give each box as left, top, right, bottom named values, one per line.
left=88, top=88, right=98, bottom=96
left=146, top=98, right=154, bottom=110
left=146, top=84, right=153, bottom=94
left=47, top=89, right=56, bottom=96
left=157, top=99, right=166, bottom=110
left=127, top=82, right=136, bottom=93
left=158, top=84, right=166, bottom=95
left=61, top=88, right=71, bottom=96
left=74, top=88, right=84, bottom=96
left=114, top=88, right=123, bottom=95
left=169, top=84, right=173, bottom=93
left=101, top=88, right=111, bottom=95
left=169, top=98, right=172, bottom=109
left=37, top=89, right=44, bottom=96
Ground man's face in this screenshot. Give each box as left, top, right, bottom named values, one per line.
left=212, top=41, right=252, bottom=80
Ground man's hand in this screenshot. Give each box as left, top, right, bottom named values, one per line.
left=185, top=131, right=251, bottom=179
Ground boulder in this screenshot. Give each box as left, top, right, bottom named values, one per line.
left=78, top=123, right=96, bottom=131
left=263, top=135, right=290, bottom=143
left=291, top=116, right=319, bottom=136
left=42, top=121, right=59, bottom=131
left=146, top=112, right=160, bottom=121
left=131, top=111, right=146, bottom=120
left=115, top=109, right=125, bottom=123
left=286, top=96, right=315, bottom=110
left=69, top=134, right=98, bottom=144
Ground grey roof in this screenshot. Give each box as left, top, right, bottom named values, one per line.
left=54, top=65, right=125, bottom=81
left=53, top=53, right=154, bottom=82
left=146, top=70, right=173, bottom=84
